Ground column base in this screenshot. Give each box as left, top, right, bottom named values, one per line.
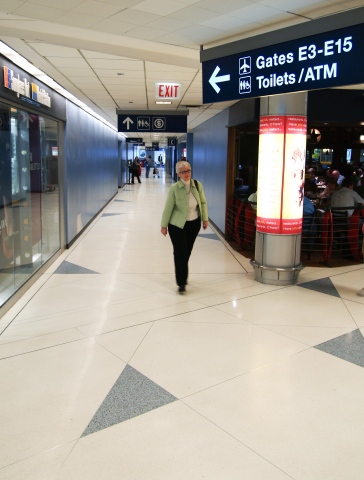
left=250, top=259, right=304, bottom=285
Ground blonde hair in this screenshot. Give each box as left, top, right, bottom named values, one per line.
left=176, top=160, right=191, bottom=173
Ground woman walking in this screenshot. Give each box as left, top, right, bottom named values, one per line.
left=161, top=160, right=208, bottom=293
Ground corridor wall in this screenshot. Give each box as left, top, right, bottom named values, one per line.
left=64, top=101, right=119, bottom=245
left=193, top=109, right=229, bottom=233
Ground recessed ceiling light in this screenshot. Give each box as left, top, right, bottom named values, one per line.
left=156, top=101, right=171, bottom=104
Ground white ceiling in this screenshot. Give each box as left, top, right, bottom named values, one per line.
left=0, top=0, right=363, bottom=146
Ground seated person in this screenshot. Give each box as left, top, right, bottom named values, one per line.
left=331, top=178, right=364, bottom=216
left=303, top=194, right=315, bottom=216
left=304, top=178, right=317, bottom=200
left=332, top=169, right=345, bottom=186
left=234, top=177, right=251, bottom=197
left=352, top=168, right=363, bottom=187
left=307, top=168, right=318, bottom=184
left=316, top=176, right=338, bottom=205
left=303, top=179, right=315, bottom=215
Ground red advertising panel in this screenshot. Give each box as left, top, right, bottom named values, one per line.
left=256, top=115, right=307, bottom=234
left=282, top=116, right=307, bottom=233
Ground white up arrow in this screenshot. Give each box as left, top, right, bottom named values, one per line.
left=209, top=66, right=230, bottom=94
left=123, top=117, right=134, bottom=130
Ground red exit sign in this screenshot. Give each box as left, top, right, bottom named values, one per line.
left=155, top=83, right=181, bottom=99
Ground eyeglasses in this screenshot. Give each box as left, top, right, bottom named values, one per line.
left=179, top=170, right=191, bottom=174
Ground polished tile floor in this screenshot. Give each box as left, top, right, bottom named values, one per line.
left=1, top=169, right=364, bottom=480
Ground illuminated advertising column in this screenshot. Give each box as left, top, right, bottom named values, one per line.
left=256, top=116, right=285, bottom=233
left=251, top=94, right=307, bottom=286
left=256, top=115, right=307, bottom=235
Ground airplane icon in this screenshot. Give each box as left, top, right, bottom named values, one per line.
left=239, top=57, right=251, bottom=75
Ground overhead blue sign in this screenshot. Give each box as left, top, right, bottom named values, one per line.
left=202, top=23, right=364, bottom=103
left=118, top=113, right=187, bottom=133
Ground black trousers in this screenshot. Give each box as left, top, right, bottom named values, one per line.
left=168, top=218, right=201, bottom=287
left=131, top=172, right=141, bottom=183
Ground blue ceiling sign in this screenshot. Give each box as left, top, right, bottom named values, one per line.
left=117, top=110, right=188, bottom=133
left=202, top=23, right=364, bottom=104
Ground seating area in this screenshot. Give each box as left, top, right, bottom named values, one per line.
left=226, top=197, right=364, bottom=267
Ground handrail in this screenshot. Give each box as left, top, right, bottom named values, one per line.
left=225, top=197, right=364, bottom=265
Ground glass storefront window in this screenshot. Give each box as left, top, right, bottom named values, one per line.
left=0, top=103, right=60, bottom=307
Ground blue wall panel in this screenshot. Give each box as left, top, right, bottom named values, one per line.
left=192, top=109, right=229, bottom=233
left=65, top=102, right=119, bottom=244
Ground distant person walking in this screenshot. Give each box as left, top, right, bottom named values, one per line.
left=145, top=155, right=152, bottom=178
left=131, top=156, right=141, bottom=184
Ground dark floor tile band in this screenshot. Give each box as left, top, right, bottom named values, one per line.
left=101, top=213, right=125, bottom=217
left=54, top=261, right=99, bottom=275
left=198, top=233, right=220, bottom=241
left=298, top=277, right=340, bottom=297
left=315, top=329, right=364, bottom=368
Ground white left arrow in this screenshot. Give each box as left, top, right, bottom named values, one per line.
left=123, top=117, right=134, bottom=130
left=209, top=66, right=230, bottom=94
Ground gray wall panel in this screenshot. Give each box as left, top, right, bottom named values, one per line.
left=193, top=109, right=229, bottom=233
left=65, top=101, right=119, bottom=244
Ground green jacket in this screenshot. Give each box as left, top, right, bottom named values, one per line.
left=161, top=179, right=208, bottom=229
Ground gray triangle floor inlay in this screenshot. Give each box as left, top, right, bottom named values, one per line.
left=82, top=365, right=177, bottom=437
left=114, top=199, right=129, bottom=202
left=198, top=233, right=219, bottom=241
left=54, top=261, right=99, bottom=275
left=298, top=277, right=340, bottom=297
left=315, top=329, right=364, bottom=368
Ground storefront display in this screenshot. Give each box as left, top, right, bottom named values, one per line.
left=0, top=102, right=60, bottom=307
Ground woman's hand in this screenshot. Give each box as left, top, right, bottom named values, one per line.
left=203, top=221, right=209, bottom=230
left=161, top=227, right=168, bottom=236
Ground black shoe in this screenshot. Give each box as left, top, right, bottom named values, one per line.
left=178, top=285, right=186, bottom=293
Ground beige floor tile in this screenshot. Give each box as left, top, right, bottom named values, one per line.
left=194, top=282, right=283, bottom=306
left=93, top=323, right=154, bottom=363
left=297, top=264, right=362, bottom=282
left=184, top=348, right=364, bottom=480
left=261, top=324, right=356, bottom=346
left=0, top=442, right=76, bottom=480
left=54, top=402, right=292, bottom=480
left=1, top=296, right=204, bottom=342
left=342, top=299, right=364, bottom=328
left=214, top=285, right=358, bottom=328
left=77, top=299, right=206, bottom=337
left=0, top=339, right=124, bottom=467
left=0, top=328, right=86, bottom=359
left=330, top=268, right=364, bottom=302
left=129, top=319, right=307, bottom=398
left=163, top=306, right=252, bottom=325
